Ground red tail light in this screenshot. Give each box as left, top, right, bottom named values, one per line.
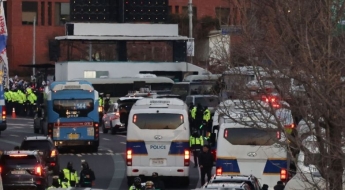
left=2, top=106, right=5, bottom=120
left=50, top=150, right=57, bottom=157
left=276, top=131, right=281, bottom=139
left=35, top=165, right=42, bottom=176
left=216, top=167, right=222, bottom=176
left=280, top=169, right=288, bottom=182
left=0, top=166, right=2, bottom=173
left=184, top=150, right=190, bottom=166
left=126, top=149, right=132, bottom=166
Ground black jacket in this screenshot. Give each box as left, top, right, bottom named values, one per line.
left=80, top=168, right=96, bottom=187
left=274, top=184, right=285, bottom=190
left=152, top=178, right=165, bottom=190
left=198, top=151, right=214, bottom=169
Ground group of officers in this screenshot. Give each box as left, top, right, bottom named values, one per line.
left=4, top=86, right=38, bottom=117
left=47, top=161, right=96, bottom=189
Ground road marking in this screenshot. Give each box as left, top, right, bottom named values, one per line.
left=9, top=134, right=19, bottom=137
left=106, top=153, right=114, bottom=155
left=103, top=138, right=110, bottom=141
left=76, top=154, right=82, bottom=157
left=8, top=117, right=33, bottom=121
left=108, top=150, right=113, bottom=153
left=117, top=135, right=126, bottom=138
left=98, top=153, right=102, bottom=155
left=93, top=153, right=97, bottom=155
left=8, top=123, right=30, bottom=126
left=120, top=142, right=126, bottom=144
left=108, top=154, right=126, bottom=189
left=87, top=153, right=91, bottom=155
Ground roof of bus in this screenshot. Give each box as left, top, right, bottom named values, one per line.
left=73, top=77, right=175, bottom=84
left=49, top=80, right=94, bottom=90
left=183, top=74, right=221, bottom=82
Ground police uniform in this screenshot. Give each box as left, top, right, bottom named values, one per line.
left=202, top=108, right=211, bottom=136
left=190, top=131, right=204, bottom=167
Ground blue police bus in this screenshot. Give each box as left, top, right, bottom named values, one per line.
left=42, top=81, right=99, bottom=152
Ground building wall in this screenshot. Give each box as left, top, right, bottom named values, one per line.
left=7, top=0, right=68, bottom=71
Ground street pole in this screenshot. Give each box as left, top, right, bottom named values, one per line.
left=33, top=16, right=36, bottom=76
left=188, top=0, right=193, bottom=72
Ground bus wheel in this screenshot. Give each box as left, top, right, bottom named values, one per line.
left=102, top=123, right=108, bottom=134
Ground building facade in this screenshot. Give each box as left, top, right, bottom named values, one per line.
left=6, top=0, right=239, bottom=72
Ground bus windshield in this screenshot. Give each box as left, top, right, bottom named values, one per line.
left=224, top=128, right=278, bottom=146
left=53, top=99, right=94, bottom=118
left=133, top=113, right=184, bottom=130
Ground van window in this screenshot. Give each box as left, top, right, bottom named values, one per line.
left=194, top=97, right=219, bottom=107
left=133, top=113, right=184, bottom=129
left=224, top=128, right=278, bottom=146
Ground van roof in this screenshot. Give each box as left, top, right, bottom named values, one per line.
left=134, top=98, right=185, bottom=106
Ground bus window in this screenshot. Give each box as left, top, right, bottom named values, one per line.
left=133, top=113, right=184, bottom=130
left=53, top=99, right=94, bottom=118
left=194, top=97, right=219, bottom=107
left=224, top=128, right=278, bottom=146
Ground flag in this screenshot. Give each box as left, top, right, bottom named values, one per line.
left=0, top=0, right=8, bottom=90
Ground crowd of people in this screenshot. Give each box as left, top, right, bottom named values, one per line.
left=47, top=161, right=96, bottom=188
left=3, top=76, right=43, bottom=117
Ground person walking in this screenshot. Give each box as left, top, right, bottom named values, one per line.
left=129, top=177, right=143, bottom=190
left=79, top=161, right=96, bottom=187
left=274, top=181, right=285, bottom=190
left=198, top=145, right=214, bottom=186
left=151, top=172, right=165, bottom=190
left=190, top=129, right=203, bottom=167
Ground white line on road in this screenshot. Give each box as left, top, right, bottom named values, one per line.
left=108, top=149, right=113, bottom=153
left=120, top=142, right=126, bottom=144
left=117, top=135, right=126, bottom=138
left=8, top=118, right=33, bottom=121
left=102, top=138, right=110, bottom=141
left=98, top=153, right=102, bottom=155
left=76, top=154, right=82, bottom=157
left=9, top=134, right=19, bottom=137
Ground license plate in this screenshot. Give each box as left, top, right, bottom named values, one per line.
left=151, top=159, right=165, bottom=166
left=68, top=133, right=79, bottom=140
left=11, top=170, right=25, bottom=175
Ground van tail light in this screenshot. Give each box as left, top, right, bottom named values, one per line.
left=0, top=166, right=2, bottom=173
left=184, top=149, right=190, bottom=166
left=50, top=149, right=57, bottom=157
left=126, top=149, right=132, bottom=166
left=276, top=131, right=281, bottom=139
left=216, top=167, right=222, bottom=176
left=35, top=165, right=42, bottom=176
left=284, top=124, right=295, bottom=129
left=280, top=168, right=288, bottom=182
left=2, top=106, right=5, bottom=120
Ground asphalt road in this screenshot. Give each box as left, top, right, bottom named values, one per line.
left=0, top=117, right=201, bottom=190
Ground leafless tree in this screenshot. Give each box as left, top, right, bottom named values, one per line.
left=212, top=0, right=345, bottom=189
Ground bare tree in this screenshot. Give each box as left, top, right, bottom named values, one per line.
left=212, top=0, right=345, bottom=189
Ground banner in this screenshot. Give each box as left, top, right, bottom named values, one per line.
left=0, top=1, right=8, bottom=89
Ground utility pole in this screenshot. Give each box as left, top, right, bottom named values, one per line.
left=32, top=16, right=36, bottom=75
left=187, top=0, right=193, bottom=72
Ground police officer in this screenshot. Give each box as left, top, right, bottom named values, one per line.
left=63, top=162, right=79, bottom=187
left=17, top=89, right=26, bottom=116
left=190, top=105, right=197, bottom=130
left=195, top=104, right=205, bottom=134
left=26, top=87, right=37, bottom=117
left=47, top=175, right=62, bottom=189
left=190, top=129, right=204, bottom=167
left=202, top=106, right=211, bottom=137
left=79, top=161, right=96, bottom=187
left=129, top=177, right=143, bottom=190
left=104, top=94, right=112, bottom=112
left=58, top=169, right=70, bottom=188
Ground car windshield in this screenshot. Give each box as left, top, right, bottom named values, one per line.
left=133, top=113, right=184, bottom=130
left=2, top=155, right=38, bottom=165
left=21, top=140, right=52, bottom=150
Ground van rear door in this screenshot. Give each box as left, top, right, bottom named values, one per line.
left=129, top=112, right=189, bottom=167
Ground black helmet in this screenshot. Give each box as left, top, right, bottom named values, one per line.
left=134, top=177, right=141, bottom=183
left=67, top=162, right=73, bottom=169
left=82, top=161, right=89, bottom=169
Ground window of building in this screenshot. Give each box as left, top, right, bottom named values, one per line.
left=48, top=2, right=52, bottom=26
left=175, top=6, right=179, bottom=14
left=22, top=2, right=38, bottom=25
left=215, top=7, right=230, bottom=25
left=55, top=3, right=70, bottom=26
left=41, top=2, right=45, bottom=25
left=182, top=6, right=197, bottom=18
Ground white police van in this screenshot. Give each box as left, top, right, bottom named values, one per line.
left=215, top=100, right=294, bottom=190
left=126, top=98, right=190, bottom=187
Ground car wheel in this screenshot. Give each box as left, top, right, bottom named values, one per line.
left=102, top=122, right=108, bottom=134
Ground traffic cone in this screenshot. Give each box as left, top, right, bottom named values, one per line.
left=12, top=108, right=16, bottom=118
